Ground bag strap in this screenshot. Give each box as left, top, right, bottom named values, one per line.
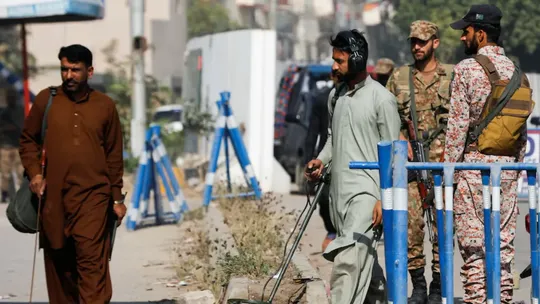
left=468, top=64, right=522, bottom=144
left=408, top=66, right=420, bottom=140
left=474, top=54, right=500, bottom=84
left=40, top=86, right=57, bottom=144
left=331, top=82, right=347, bottom=111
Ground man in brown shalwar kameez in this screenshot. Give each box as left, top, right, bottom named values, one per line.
left=19, top=44, right=126, bottom=304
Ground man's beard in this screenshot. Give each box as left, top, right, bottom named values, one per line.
left=334, top=71, right=356, bottom=83
left=413, top=47, right=434, bottom=65
left=464, top=38, right=479, bottom=55
left=377, top=75, right=390, bottom=86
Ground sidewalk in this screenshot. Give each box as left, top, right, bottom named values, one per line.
left=0, top=188, right=204, bottom=304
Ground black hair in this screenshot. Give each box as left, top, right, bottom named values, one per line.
left=57, top=44, right=93, bottom=67
left=329, top=30, right=369, bottom=57
left=472, top=23, right=501, bottom=45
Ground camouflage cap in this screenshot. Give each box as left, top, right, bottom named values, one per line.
left=409, top=20, right=439, bottom=41
left=374, top=58, right=395, bottom=75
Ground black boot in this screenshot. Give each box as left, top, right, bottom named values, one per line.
left=408, top=268, right=428, bottom=304
left=428, top=272, right=442, bottom=304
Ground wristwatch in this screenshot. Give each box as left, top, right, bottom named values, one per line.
left=114, top=193, right=127, bottom=205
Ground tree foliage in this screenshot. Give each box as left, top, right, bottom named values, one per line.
left=392, top=0, right=540, bottom=69
left=100, top=40, right=215, bottom=167
left=187, top=0, right=243, bottom=39
left=100, top=40, right=171, bottom=158
left=0, top=26, right=38, bottom=78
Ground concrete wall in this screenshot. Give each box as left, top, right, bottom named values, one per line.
left=184, top=29, right=290, bottom=193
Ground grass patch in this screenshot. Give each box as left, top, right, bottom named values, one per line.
left=175, top=185, right=305, bottom=301
left=215, top=187, right=300, bottom=283
left=182, top=207, right=205, bottom=221
left=176, top=221, right=212, bottom=290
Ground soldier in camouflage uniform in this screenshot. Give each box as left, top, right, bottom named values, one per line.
left=446, top=5, right=526, bottom=303
left=386, top=20, right=453, bottom=304
left=373, top=58, right=395, bottom=86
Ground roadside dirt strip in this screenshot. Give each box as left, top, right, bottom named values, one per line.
left=204, top=198, right=329, bottom=304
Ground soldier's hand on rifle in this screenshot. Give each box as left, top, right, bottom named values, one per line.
left=399, top=132, right=414, bottom=160
left=305, top=159, right=323, bottom=181
left=372, top=200, right=382, bottom=227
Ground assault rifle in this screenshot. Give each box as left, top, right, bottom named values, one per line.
left=406, top=120, right=436, bottom=243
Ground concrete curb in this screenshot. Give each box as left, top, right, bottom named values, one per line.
left=208, top=199, right=327, bottom=303
left=177, top=290, right=215, bottom=304
left=221, top=277, right=250, bottom=304
left=205, top=202, right=238, bottom=266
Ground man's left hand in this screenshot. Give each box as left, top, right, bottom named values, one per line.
left=113, top=203, right=127, bottom=227
left=372, top=200, right=382, bottom=227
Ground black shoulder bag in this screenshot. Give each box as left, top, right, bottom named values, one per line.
left=6, top=87, right=57, bottom=234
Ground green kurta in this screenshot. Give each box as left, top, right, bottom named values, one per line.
left=317, top=76, right=400, bottom=303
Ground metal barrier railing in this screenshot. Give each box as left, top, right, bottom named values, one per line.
left=349, top=140, right=538, bottom=304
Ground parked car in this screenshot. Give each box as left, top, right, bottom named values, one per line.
left=274, top=64, right=333, bottom=190
left=152, top=104, right=184, bottom=133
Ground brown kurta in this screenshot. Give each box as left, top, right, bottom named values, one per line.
left=19, top=86, right=123, bottom=303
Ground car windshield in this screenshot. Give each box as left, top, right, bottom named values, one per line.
left=153, top=110, right=182, bottom=123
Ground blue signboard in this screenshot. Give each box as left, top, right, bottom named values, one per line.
left=0, top=0, right=104, bottom=22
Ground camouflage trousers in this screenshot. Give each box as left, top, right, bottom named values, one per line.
left=408, top=181, right=439, bottom=273
left=454, top=171, right=518, bottom=304
left=0, top=147, right=23, bottom=193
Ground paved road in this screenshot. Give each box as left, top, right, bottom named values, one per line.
left=282, top=193, right=533, bottom=302
left=0, top=202, right=186, bottom=303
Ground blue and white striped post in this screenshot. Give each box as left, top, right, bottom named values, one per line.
left=151, top=138, right=181, bottom=221
left=202, top=100, right=227, bottom=208
left=377, top=141, right=394, bottom=304
left=224, top=128, right=233, bottom=192
left=528, top=169, right=539, bottom=304
left=491, top=166, right=502, bottom=303
left=126, top=125, right=190, bottom=230
left=202, top=91, right=262, bottom=207
left=392, top=140, right=409, bottom=303
left=220, top=91, right=262, bottom=200
left=126, top=137, right=151, bottom=231
left=443, top=165, right=455, bottom=304
left=482, top=169, right=493, bottom=304
left=150, top=125, right=189, bottom=214
left=351, top=147, right=540, bottom=303
left=433, top=171, right=446, bottom=303
left=140, top=148, right=154, bottom=219
left=349, top=143, right=394, bottom=300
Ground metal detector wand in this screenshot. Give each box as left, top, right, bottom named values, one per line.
left=266, top=162, right=332, bottom=302
left=227, top=163, right=333, bottom=304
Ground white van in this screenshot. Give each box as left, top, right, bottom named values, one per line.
left=152, top=104, right=184, bottom=133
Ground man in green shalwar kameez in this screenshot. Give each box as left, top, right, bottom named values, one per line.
left=306, top=30, right=401, bottom=303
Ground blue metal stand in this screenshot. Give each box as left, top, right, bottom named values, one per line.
left=126, top=125, right=189, bottom=231
left=202, top=91, right=262, bottom=208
